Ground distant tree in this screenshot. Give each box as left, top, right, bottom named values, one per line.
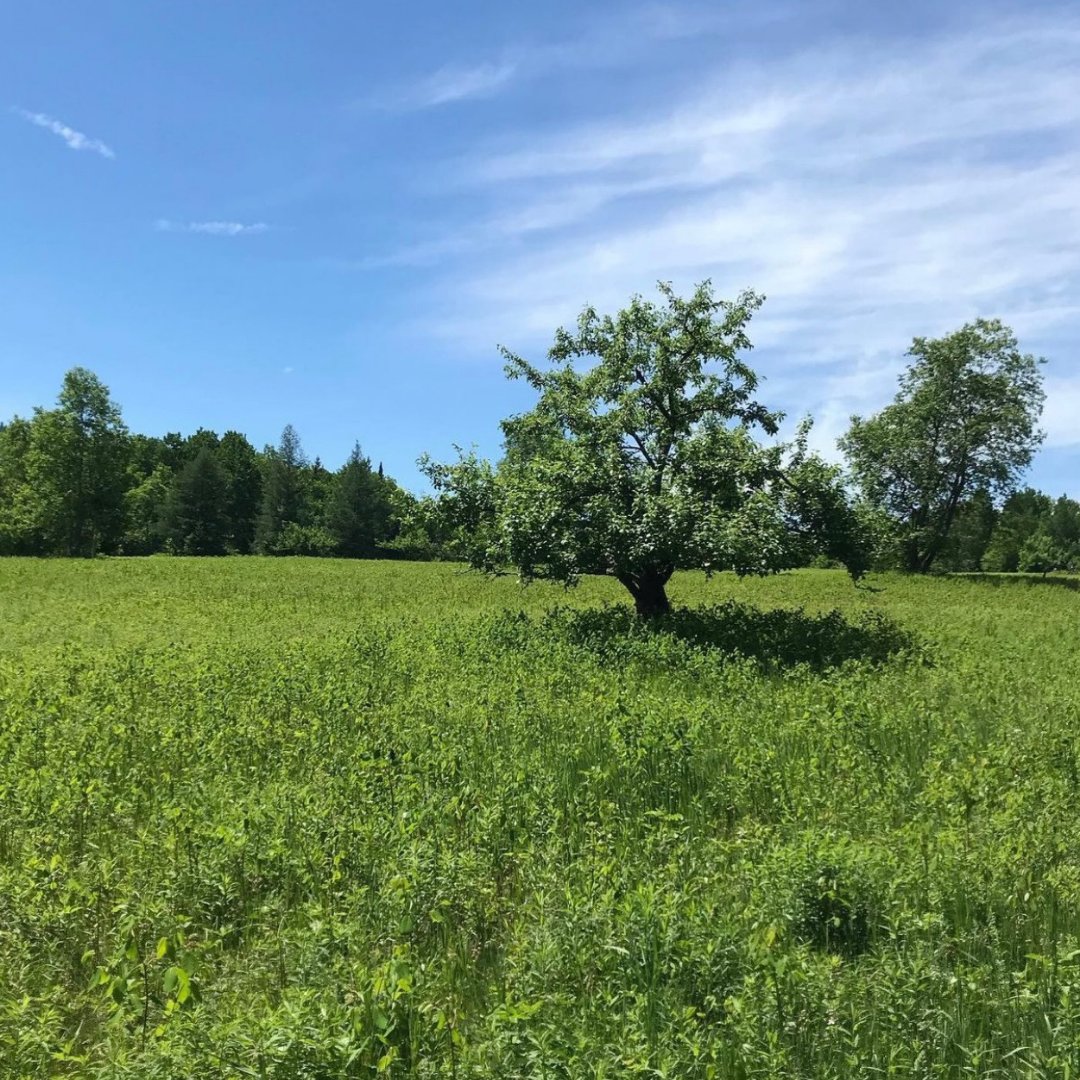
left=305, top=456, right=336, bottom=536
left=938, top=488, right=997, bottom=572
left=121, top=464, right=172, bottom=554
left=1049, top=495, right=1080, bottom=556
left=127, top=433, right=173, bottom=477
left=266, top=522, right=338, bottom=557
left=325, top=444, right=394, bottom=557
left=217, top=431, right=263, bottom=553
left=159, top=432, right=187, bottom=472
left=1018, top=531, right=1071, bottom=577
left=982, top=488, right=1054, bottom=572
left=421, top=282, right=868, bottom=618
left=161, top=448, right=230, bottom=555
left=841, top=320, right=1045, bottom=573
left=255, top=424, right=308, bottom=553
left=0, top=417, right=42, bottom=555
left=182, top=428, right=221, bottom=462
left=27, top=368, right=131, bottom=556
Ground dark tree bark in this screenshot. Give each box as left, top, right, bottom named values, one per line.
left=617, top=567, right=673, bottom=619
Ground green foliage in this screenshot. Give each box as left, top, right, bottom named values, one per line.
left=2, top=372, right=415, bottom=562
left=842, top=320, right=1045, bottom=572
left=121, top=464, right=172, bottom=555
left=982, top=488, right=1072, bottom=572
left=218, top=431, right=263, bottom=554
left=256, top=424, right=310, bottom=553
left=1018, top=531, right=1072, bottom=576
left=424, top=283, right=868, bottom=617
left=326, top=444, right=397, bottom=557
left=161, top=447, right=230, bottom=555
left=266, top=521, right=340, bottom=557
left=937, top=487, right=997, bottom=572
left=2, top=559, right=1080, bottom=1076
left=1, top=369, right=130, bottom=556
left=0, top=417, right=40, bottom=555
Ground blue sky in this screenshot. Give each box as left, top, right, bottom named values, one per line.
left=3, top=0, right=1079, bottom=495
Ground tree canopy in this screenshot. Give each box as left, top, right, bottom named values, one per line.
left=0, top=372, right=413, bottom=560
left=423, top=282, right=869, bottom=617
left=840, top=320, right=1044, bottom=572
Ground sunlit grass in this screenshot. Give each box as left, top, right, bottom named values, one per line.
left=1, top=559, right=1078, bottom=1076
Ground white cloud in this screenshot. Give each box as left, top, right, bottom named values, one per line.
left=1042, top=374, right=1080, bottom=449
left=13, top=108, right=115, bottom=158
left=382, top=3, right=771, bottom=111
left=155, top=219, right=270, bottom=236
left=376, top=15, right=1080, bottom=460
left=405, top=62, right=518, bottom=108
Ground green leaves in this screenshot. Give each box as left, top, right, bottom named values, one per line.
left=842, top=319, right=1045, bottom=572
left=425, top=283, right=868, bottom=616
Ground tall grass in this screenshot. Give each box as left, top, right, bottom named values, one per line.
left=0, top=559, right=1078, bottom=1076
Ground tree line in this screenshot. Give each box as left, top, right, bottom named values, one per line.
left=0, top=367, right=418, bottom=559
left=1, top=286, right=1075, bottom=597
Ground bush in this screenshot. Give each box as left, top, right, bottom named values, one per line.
left=266, top=523, right=338, bottom=557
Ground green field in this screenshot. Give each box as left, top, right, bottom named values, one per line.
left=2, top=559, right=1079, bottom=1077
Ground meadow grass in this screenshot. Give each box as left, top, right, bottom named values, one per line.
left=1, top=558, right=1079, bottom=1077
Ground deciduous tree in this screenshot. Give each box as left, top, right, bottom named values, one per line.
left=422, top=282, right=868, bottom=617
left=841, top=321, right=1044, bottom=573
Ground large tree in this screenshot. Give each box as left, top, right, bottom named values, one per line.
left=0, top=417, right=41, bottom=555
left=217, top=431, right=263, bottom=553
left=325, top=444, right=394, bottom=557
left=255, top=424, right=308, bottom=553
left=160, top=448, right=230, bottom=555
left=840, top=320, right=1044, bottom=573
left=421, top=282, right=868, bottom=618
left=27, top=368, right=130, bottom=556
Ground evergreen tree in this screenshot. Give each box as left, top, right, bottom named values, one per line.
left=161, top=448, right=230, bottom=555
left=255, top=424, right=307, bottom=553
left=326, top=444, right=393, bottom=557
left=305, top=456, right=336, bottom=535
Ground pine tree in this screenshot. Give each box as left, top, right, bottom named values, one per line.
left=161, top=448, right=229, bottom=555
left=325, top=444, right=389, bottom=557
left=255, top=425, right=307, bottom=553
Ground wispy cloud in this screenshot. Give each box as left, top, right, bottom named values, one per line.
left=13, top=108, right=115, bottom=158
left=403, top=62, right=518, bottom=108
left=372, top=16, right=1080, bottom=452
left=382, top=3, right=761, bottom=111
left=155, top=219, right=270, bottom=236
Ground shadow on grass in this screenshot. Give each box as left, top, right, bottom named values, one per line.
left=538, top=600, right=921, bottom=673
left=950, top=572, right=1079, bottom=591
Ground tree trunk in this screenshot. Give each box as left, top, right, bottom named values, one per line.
left=902, top=538, right=923, bottom=573
left=617, top=568, right=672, bottom=619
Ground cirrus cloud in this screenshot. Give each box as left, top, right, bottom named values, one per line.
left=155, top=219, right=270, bottom=236
left=13, top=108, right=115, bottom=158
